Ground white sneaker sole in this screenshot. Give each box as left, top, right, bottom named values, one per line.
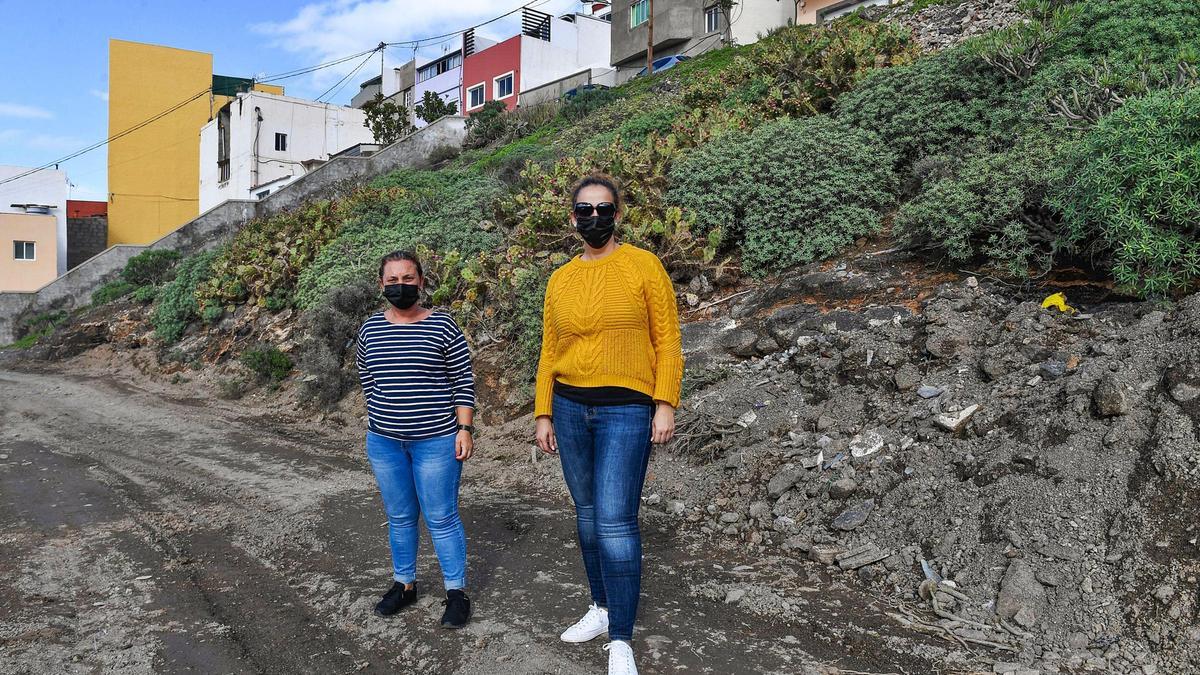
left=560, top=624, right=608, bottom=643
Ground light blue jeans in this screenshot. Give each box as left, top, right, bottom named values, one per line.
left=365, top=430, right=467, bottom=590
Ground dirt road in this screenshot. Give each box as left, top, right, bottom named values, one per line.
left=0, top=366, right=943, bottom=674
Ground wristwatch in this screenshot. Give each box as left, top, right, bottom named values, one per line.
left=457, top=424, right=475, bottom=434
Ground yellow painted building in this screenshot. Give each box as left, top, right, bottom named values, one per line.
left=106, top=40, right=282, bottom=246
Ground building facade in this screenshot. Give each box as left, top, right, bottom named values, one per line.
left=462, top=8, right=613, bottom=114
left=107, top=40, right=281, bottom=247
left=795, top=0, right=893, bottom=24
left=609, top=0, right=793, bottom=80
left=66, top=200, right=108, bottom=270
left=0, top=166, right=68, bottom=281
left=198, top=91, right=375, bottom=213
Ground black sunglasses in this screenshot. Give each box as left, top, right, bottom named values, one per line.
left=573, top=202, right=617, bottom=219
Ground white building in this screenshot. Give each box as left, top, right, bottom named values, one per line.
left=199, top=91, right=376, bottom=213
left=0, top=166, right=68, bottom=277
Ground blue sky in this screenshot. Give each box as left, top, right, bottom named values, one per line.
left=0, top=0, right=581, bottom=201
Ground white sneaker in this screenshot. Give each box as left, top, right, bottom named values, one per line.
left=604, top=640, right=638, bottom=675
left=560, top=603, right=609, bottom=643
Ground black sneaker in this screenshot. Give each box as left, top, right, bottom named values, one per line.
left=440, top=589, right=471, bottom=629
left=374, top=582, right=417, bottom=616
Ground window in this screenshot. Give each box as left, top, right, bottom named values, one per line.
left=467, top=83, right=485, bottom=109
left=13, top=241, right=35, bottom=261
left=493, top=72, right=514, bottom=100
left=630, top=0, right=649, bottom=28
left=705, top=4, right=723, bottom=33
left=417, top=53, right=463, bottom=83
left=256, top=190, right=271, bottom=199
left=274, top=133, right=288, bottom=152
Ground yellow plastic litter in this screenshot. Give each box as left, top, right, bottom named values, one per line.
left=1041, top=292, right=1076, bottom=313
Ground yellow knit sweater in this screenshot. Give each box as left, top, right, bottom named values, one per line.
left=534, top=244, right=684, bottom=418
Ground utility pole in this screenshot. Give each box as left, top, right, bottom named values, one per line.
left=646, top=0, right=655, bottom=76
left=378, top=42, right=386, bottom=89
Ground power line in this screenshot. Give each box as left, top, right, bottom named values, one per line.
left=317, top=48, right=381, bottom=102
left=0, top=87, right=213, bottom=188
left=257, top=47, right=380, bottom=84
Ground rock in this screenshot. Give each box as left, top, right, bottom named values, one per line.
left=772, top=515, right=798, bottom=534
left=894, top=364, right=921, bottom=391
left=997, top=559, right=1046, bottom=623
left=808, top=543, right=845, bottom=565
left=644, top=493, right=661, bottom=506
left=1153, top=584, right=1175, bottom=603
left=835, top=543, right=888, bottom=570
left=1093, top=373, right=1134, bottom=416
left=832, top=499, right=875, bottom=531
left=935, top=404, right=980, bottom=433
left=1040, top=360, right=1068, bottom=379
left=993, top=662, right=1022, bottom=674
left=829, top=477, right=858, bottom=500
left=748, top=501, right=771, bottom=519
left=755, top=335, right=780, bottom=354
left=1169, top=382, right=1200, bottom=403
left=917, top=385, right=944, bottom=399
left=737, top=410, right=758, bottom=428
left=768, top=464, right=804, bottom=498
left=721, top=328, right=760, bottom=358
left=966, top=276, right=979, bottom=288
left=666, top=500, right=685, bottom=516
left=719, top=512, right=741, bottom=524
left=685, top=292, right=700, bottom=307
left=849, top=430, right=884, bottom=458
left=724, top=588, right=746, bottom=604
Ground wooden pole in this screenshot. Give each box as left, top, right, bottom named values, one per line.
left=647, top=0, right=654, bottom=75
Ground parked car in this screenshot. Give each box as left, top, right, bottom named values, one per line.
left=562, top=84, right=610, bottom=99
left=633, top=55, right=691, bottom=78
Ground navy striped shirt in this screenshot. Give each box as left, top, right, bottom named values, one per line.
left=356, top=311, right=476, bottom=441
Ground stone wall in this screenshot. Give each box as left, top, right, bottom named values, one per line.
left=66, top=216, right=109, bottom=270
left=0, top=116, right=468, bottom=345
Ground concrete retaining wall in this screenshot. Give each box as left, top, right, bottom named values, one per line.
left=0, top=116, right=468, bottom=345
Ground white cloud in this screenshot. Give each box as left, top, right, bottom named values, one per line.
left=254, top=0, right=580, bottom=94
left=0, top=102, right=53, bottom=119
left=90, top=90, right=109, bottom=102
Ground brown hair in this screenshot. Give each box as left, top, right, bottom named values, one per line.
left=570, top=172, right=622, bottom=211
left=378, top=250, right=423, bottom=280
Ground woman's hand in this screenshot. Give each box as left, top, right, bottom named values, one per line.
left=455, top=430, right=474, bottom=461
left=651, top=402, right=675, bottom=445
left=535, top=416, right=558, bottom=455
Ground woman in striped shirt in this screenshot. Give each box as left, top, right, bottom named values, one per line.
left=356, top=250, right=476, bottom=629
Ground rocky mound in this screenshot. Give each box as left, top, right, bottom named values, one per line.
left=640, top=257, right=1199, bottom=673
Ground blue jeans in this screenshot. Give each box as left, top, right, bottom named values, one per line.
left=365, top=430, right=467, bottom=590
left=553, top=394, right=653, bottom=642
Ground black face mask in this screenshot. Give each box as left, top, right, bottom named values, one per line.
left=575, top=214, right=616, bottom=249
left=382, top=283, right=420, bottom=310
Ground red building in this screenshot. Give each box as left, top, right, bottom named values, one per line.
left=462, top=35, right=521, bottom=114
left=67, top=200, right=107, bottom=218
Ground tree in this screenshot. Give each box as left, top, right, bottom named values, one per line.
left=414, top=90, right=459, bottom=124
left=362, top=94, right=413, bottom=145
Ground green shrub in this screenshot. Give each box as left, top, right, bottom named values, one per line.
left=1049, top=87, right=1200, bottom=296
left=132, top=284, right=159, bottom=304
left=427, top=144, right=462, bottom=165
left=10, top=311, right=67, bottom=349
left=683, top=18, right=918, bottom=118
left=91, top=280, right=135, bottom=305
left=197, top=199, right=343, bottom=311
left=559, top=87, right=621, bottom=121
left=152, top=250, right=218, bottom=343
left=121, top=249, right=181, bottom=286
left=1043, top=0, right=1200, bottom=74
left=835, top=47, right=1025, bottom=173
left=667, top=117, right=897, bottom=276
left=240, top=345, right=294, bottom=383
left=296, top=279, right=382, bottom=408
left=295, top=171, right=504, bottom=309
left=463, top=101, right=511, bottom=149
left=217, top=377, right=249, bottom=400
left=894, top=134, right=1063, bottom=277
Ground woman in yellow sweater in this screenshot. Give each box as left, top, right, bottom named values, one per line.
left=534, top=173, right=683, bottom=675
